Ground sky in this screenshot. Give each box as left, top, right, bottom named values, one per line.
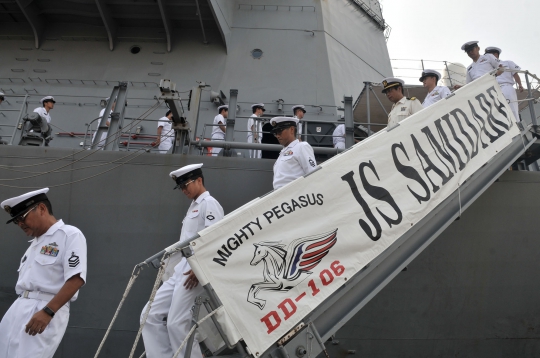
left=381, top=0, right=540, bottom=84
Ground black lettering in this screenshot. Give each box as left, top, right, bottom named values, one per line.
left=263, top=211, right=274, bottom=224
left=291, top=199, right=302, bottom=211
left=421, top=125, right=457, bottom=178
left=468, top=100, right=490, bottom=149
left=341, top=170, right=382, bottom=241
left=213, top=245, right=232, bottom=266
left=243, top=223, right=254, bottom=236
left=391, top=142, right=430, bottom=204
left=316, top=193, right=324, bottom=205
left=251, top=217, right=262, bottom=231
left=298, top=196, right=308, bottom=207
left=360, top=161, right=403, bottom=228
left=411, top=134, right=452, bottom=193
left=435, top=116, right=469, bottom=171
left=272, top=206, right=284, bottom=219
left=234, top=229, right=248, bottom=244
left=448, top=109, right=477, bottom=159
left=475, top=93, right=506, bottom=142
left=486, top=86, right=511, bottom=127
left=227, top=237, right=240, bottom=250
left=281, top=202, right=293, bottom=214
left=307, top=194, right=317, bottom=205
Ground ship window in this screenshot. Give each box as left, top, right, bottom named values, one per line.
left=251, top=49, right=263, bottom=59
left=130, top=46, right=141, bottom=54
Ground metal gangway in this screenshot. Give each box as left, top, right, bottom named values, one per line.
left=94, top=72, right=540, bottom=358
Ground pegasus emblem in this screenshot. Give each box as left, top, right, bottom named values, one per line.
left=247, top=229, right=338, bottom=309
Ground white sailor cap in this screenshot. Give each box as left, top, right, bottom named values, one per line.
left=381, top=77, right=404, bottom=93
left=291, top=105, right=306, bottom=113
left=170, top=163, right=203, bottom=189
left=419, top=69, right=442, bottom=82
left=1, top=188, right=49, bottom=224
left=485, top=46, right=502, bottom=55
left=217, top=105, right=228, bottom=112
left=461, top=41, right=479, bottom=51
left=251, top=103, right=266, bottom=111
left=270, top=117, right=299, bottom=133
left=40, top=96, right=56, bottom=104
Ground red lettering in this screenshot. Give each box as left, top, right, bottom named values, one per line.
left=330, top=260, right=345, bottom=276
left=260, top=311, right=281, bottom=334
left=320, top=269, right=334, bottom=285
left=277, top=298, right=297, bottom=320
left=308, top=279, right=320, bottom=296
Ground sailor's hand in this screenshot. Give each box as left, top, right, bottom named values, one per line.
left=496, top=65, right=504, bottom=76
left=453, top=85, right=462, bottom=90
left=25, top=310, right=52, bottom=336
left=183, top=270, right=199, bottom=290
left=519, top=84, right=524, bottom=93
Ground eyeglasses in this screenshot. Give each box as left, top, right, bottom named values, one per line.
left=13, top=205, right=38, bottom=225
left=272, top=126, right=292, bottom=136
left=180, top=180, right=195, bottom=190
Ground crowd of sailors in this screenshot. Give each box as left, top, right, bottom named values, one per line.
left=0, top=41, right=527, bottom=358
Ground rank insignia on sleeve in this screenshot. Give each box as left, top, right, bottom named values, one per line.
left=40, top=245, right=59, bottom=257
left=68, top=252, right=80, bottom=268
left=309, top=158, right=316, bottom=167
left=206, top=215, right=215, bottom=220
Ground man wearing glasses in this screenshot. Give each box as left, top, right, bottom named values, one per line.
left=271, top=117, right=317, bottom=190
left=0, top=188, right=87, bottom=358
left=141, top=163, right=224, bottom=358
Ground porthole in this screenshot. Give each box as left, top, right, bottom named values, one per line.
left=251, top=49, right=263, bottom=59
left=130, top=45, right=141, bottom=54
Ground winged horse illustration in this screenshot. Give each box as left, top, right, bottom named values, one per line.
left=247, top=229, right=338, bottom=309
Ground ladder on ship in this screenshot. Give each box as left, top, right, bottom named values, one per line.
left=97, top=72, right=540, bottom=358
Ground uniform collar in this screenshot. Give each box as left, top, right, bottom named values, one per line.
left=30, top=219, right=64, bottom=244
left=282, top=139, right=299, bottom=152
left=194, top=191, right=210, bottom=204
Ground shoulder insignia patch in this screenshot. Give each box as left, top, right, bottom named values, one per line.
left=309, top=158, right=316, bottom=167
left=68, top=252, right=80, bottom=268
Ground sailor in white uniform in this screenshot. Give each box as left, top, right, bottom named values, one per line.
left=332, top=123, right=346, bottom=149
left=247, top=103, right=264, bottom=158
left=141, top=164, right=224, bottom=358
left=454, top=41, right=503, bottom=89
left=272, top=117, right=317, bottom=189
left=419, top=69, right=452, bottom=108
left=155, top=110, right=174, bottom=154
left=292, top=105, right=306, bottom=140
left=0, top=188, right=87, bottom=358
left=92, top=97, right=115, bottom=148
left=382, top=77, right=423, bottom=128
left=33, top=96, right=55, bottom=124
left=211, top=105, right=228, bottom=156
left=485, top=46, right=524, bottom=122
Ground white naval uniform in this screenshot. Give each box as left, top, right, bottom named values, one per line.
left=422, top=86, right=452, bottom=108
left=332, top=124, right=345, bottom=149
left=387, top=96, right=423, bottom=128
left=33, top=107, right=51, bottom=124
left=141, top=191, right=224, bottom=358
left=211, top=114, right=226, bottom=156
left=498, top=60, right=521, bottom=122
left=0, top=220, right=88, bottom=358
left=157, top=117, right=174, bottom=154
left=247, top=114, right=263, bottom=158
left=92, top=108, right=112, bottom=148
left=294, top=116, right=304, bottom=140
left=273, top=139, right=317, bottom=189
left=466, top=54, right=500, bottom=83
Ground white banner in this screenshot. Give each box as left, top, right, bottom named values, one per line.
left=187, top=74, right=520, bottom=355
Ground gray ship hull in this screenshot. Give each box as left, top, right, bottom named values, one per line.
left=0, top=146, right=539, bottom=357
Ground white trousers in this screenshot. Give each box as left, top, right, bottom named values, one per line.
left=141, top=259, right=204, bottom=358
left=500, top=84, right=520, bottom=122
left=247, top=136, right=261, bottom=158
left=158, top=140, right=173, bottom=154
left=334, top=141, right=345, bottom=150
left=211, top=135, right=224, bottom=156
left=0, top=297, right=69, bottom=358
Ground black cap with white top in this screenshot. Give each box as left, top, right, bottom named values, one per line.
left=419, top=69, right=441, bottom=82
left=1, top=188, right=50, bottom=224
left=170, top=164, right=203, bottom=190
